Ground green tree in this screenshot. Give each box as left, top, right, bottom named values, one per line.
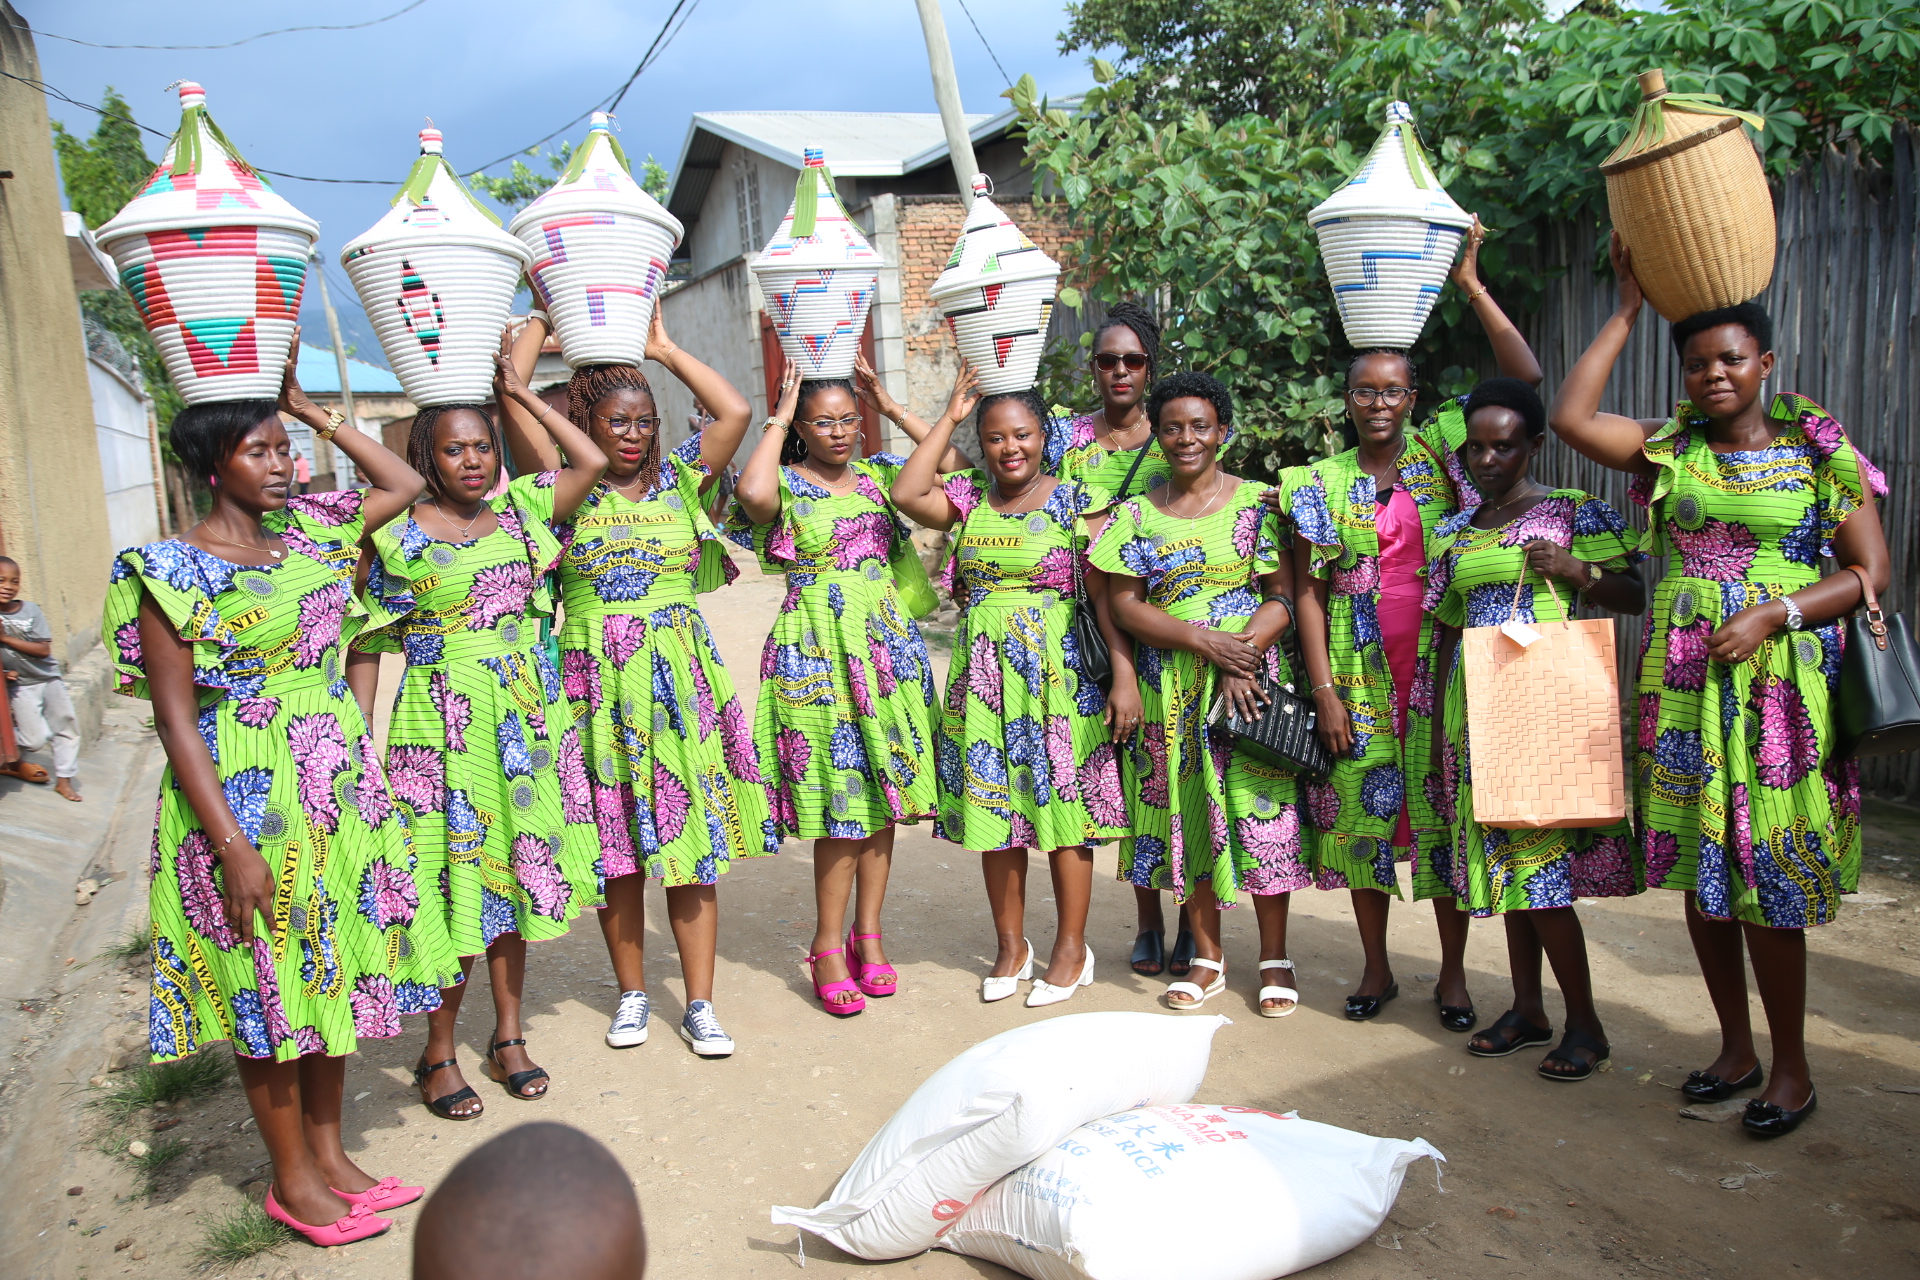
left=470, top=141, right=672, bottom=210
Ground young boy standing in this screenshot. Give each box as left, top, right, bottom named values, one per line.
left=0, top=556, right=82, bottom=801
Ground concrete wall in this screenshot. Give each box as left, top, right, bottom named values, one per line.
left=0, top=6, right=115, bottom=665
left=687, top=141, right=800, bottom=278
left=88, top=357, right=159, bottom=550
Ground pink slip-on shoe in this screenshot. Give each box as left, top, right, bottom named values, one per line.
left=331, top=1177, right=423, bottom=1210
left=264, top=1185, right=392, bottom=1246
left=807, top=946, right=865, bottom=1016
left=847, top=930, right=899, bottom=998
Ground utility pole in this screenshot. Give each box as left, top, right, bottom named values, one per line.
left=310, top=249, right=357, bottom=485
left=913, top=0, right=979, bottom=198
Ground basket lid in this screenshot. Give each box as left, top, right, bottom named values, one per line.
left=506, top=113, right=683, bottom=245
left=749, top=148, right=883, bottom=275
left=1307, top=101, right=1471, bottom=229
left=927, top=174, right=1060, bottom=304
left=95, top=81, right=320, bottom=250
left=1599, top=69, right=1766, bottom=171
left=341, top=127, right=532, bottom=266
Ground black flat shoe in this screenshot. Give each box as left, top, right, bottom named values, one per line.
left=1468, top=1010, right=1554, bottom=1058
left=1168, top=930, right=1196, bottom=978
left=1344, top=982, right=1399, bottom=1021
left=1129, top=930, right=1166, bottom=976
left=1681, top=1063, right=1763, bottom=1102
left=1742, top=1089, right=1816, bottom=1138
left=1434, top=992, right=1477, bottom=1033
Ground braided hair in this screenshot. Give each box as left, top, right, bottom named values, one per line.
left=568, top=364, right=661, bottom=496
left=974, top=389, right=1049, bottom=448
left=1093, top=301, right=1161, bottom=380
left=782, top=379, right=856, bottom=466
left=406, top=404, right=500, bottom=501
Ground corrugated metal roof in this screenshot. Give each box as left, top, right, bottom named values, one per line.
left=297, top=343, right=404, bottom=395
left=689, top=110, right=993, bottom=174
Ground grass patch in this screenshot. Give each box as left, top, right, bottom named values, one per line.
left=91, top=1051, right=233, bottom=1118
left=921, top=625, right=955, bottom=653
left=94, top=918, right=150, bottom=965
left=196, top=1201, right=294, bottom=1266
left=129, top=1136, right=191, bottom=1189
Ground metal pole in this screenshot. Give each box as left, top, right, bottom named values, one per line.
left=311, top=249, right=358, bottom=431
left=912, top=0, right=979, bottom=198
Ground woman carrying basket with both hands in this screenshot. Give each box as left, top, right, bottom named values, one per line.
left=725, top=355, right=971, bottom=1017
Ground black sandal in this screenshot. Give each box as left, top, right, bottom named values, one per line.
left=1434, top=992, right=1477, bottom=1033
left=1538, top=1028, right=1610, bottom=1082
left=413, top=1055, right=483, bottom=1120
left=1167, top=930, right=1196, bottom=978
left=1130, top=931, right=1166, bottom=976
left=485, top=1038, right=550, bottom=1100
left=1467, top=1010, right=1553, bottom=1058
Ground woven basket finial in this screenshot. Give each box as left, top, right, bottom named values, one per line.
left=1385, top=100, right=1413, bottom=126
left=803, top=147, right=825, bottom=167
left=970, top=172, right=992, bottom=196
left=589, top=111, right=612, bottom=133
left=418, top=127, right=444, bottom=155
left=1638, top=69, right=1668, bottom=100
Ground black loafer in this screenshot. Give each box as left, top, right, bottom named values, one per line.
left=1345, top=982, right=1399, bottom=1021
left=1681, top=1063, right=1763, bottom=1102
left=1129, top=930, right=1166, bottom=977
left=1168, top=930, right=1197, bottom=978
left=1742, top=1089, right=1816, bottom=1138
left=1434, top=993, right=1477, bottom=1033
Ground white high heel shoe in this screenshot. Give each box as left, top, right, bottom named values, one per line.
left=1026, top=945, right=1095, bottom=1008
left=982, top=939, right=1034, bottom=1002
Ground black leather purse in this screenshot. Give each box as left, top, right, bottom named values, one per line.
left=1217, top=590, right=1335, bottom=783
left=1067, top=447, right=1150, bottom=695
left=1837, top=564, right=1920, bottom=759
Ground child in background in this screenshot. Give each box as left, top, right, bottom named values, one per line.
left=0, top=556, right=82, bottom=801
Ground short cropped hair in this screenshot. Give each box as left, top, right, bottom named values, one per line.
left=1671, top=302, right=1772, bottom=356
left=170, top=400, right=280, bottom=486
left=1146, top=370, right=1233, bottom=430
left=1462, top=376, right=1546, bottom=439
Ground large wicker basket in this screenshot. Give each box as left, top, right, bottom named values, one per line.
left=1601, top=70, right=1774, bottom=322
left=749, top=149, right=882, bottom=380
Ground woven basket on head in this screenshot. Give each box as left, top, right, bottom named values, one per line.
left=1601, top=70, right=1774, bottom=323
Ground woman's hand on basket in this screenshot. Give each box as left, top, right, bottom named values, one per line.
left=771, top=358, right=802, bottom=427
left=219, top=839, right=278, bottom=946
left=1449, top=215, right=1486, bottom=291
left=1706, top=604, right=1781, bottom=666
left=1608, top=231, right=1644, bottom=321
left=853, top=352, right=905, bottom=423
left=944, top=361, right=983, bottom=425
left=1218, top=672, right=1271, bottom=723
left=1103, top=680, right=1144, bottom=744
left=1193, top=627, right=1260, bottom=679
left=1313, top=684, right=1354, bottom=758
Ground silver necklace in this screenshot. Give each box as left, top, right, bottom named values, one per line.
left=1164, top=469, right=1227, bottom=521
left=197, top=524, right=284, bottom=560
left=433, top=499, right=487, bottom=541
left=990, top=475, right=1048, bottom=515
left=801, top=460, right=858, bottom=492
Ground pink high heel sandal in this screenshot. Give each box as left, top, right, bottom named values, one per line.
left=847, top=930, right=900, bottom=998
left=807, top=946, right=865, bottom=1017
left=331, top=1176, right=424, bottom=1210
left=264, top=1185, right=392, bottom=1247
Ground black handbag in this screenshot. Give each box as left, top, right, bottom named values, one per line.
left=1216, top=586, right=1335, bottom=783
left=1837, top=564, right=1920, bottom=759
left=1067, top=446, right=1149, bottom=695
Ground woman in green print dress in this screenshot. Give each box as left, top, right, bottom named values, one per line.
left=1275, top=220, right=1540, bottom=1027
left=1549, top=238, right=1890, bottom=1136
left=726, top=356, right=969, bottom=1016
left=501, top=308, right=771, bottom=1058
left=1423, top=377, right=1645, bottom=1080
left=103, top=351, right=459, bottom=1246
left=1093, top=372, right=1311, bottom=1016
left=351, top=338, right=606, bottom=1118
left=894, top=385, right=1135, bottom=1008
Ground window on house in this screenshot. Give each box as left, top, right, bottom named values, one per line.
left=735, top=168, right=762, bottom=256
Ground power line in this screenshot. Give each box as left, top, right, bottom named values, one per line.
left=15, top=1, right=431, bottom=51
left=953, top=0, right=1011, bottom=87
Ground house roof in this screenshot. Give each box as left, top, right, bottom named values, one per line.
left=665, top=104, right=1027, bottom=226
left=297, top=343, right=404, bottom=395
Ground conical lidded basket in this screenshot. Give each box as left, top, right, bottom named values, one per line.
left=927, top=175, right=1060, bottom=395
left=341, top=128, right=533, bottom=407
left=507, top=113, right=684, bottom=370
left=1601, top=70, right=1774, bottom=322
left=749, top=148, right=882, bottom=380
left=1308, top=101, right=1473, bottom=350
left=94, top=82, right=320, bottom=404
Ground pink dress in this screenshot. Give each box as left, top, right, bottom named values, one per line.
left=1374, top=486, right=1424, bottom=849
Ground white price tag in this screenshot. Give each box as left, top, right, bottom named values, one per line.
left=1500, top=620, right=1542, bottom=648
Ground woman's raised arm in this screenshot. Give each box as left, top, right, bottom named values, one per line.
left=732, top=359, right=802, bottom=528
left=1547, top=235, right=1665, bottom=475
left=491, top=330, right=607, bottom=519
left=646, top=309, right=750, bottom=492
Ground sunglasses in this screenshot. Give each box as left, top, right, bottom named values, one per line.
left=1092, top=353, right=1150, bottom=372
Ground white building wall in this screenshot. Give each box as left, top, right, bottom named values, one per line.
left=87, top=356, right=159, bottom=550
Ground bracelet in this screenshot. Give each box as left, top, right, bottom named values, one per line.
left=313, top=409, right=345, bottom=441
left=217, top=827, right=245, bottom=851
left=1310, top=681, right=1335, bottom=694
left=764, top=417, right=789, bottom=433
left=1465, top=287, right=1488, bottom=304
left=527, top=309, right=550, bottom=327
left=1781, top=594, right=1805, bottom=631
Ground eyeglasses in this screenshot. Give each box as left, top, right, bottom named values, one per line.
left=593, top=412, right=660, bottom=436
left=800, top=414, right=863, bottom=431
left=1093, top=353, right=1150, bottom=372
left=1345, top=387, right=1412, bottom=407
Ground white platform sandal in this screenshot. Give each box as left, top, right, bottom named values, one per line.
left=1164, top=956, right=1225, bottom=1010
left=1258, top=958, right=1301, bottom=1018
left=982, top=938, right=1034, bottom=1003
left=1027, top=946, right=1095, bottom=1008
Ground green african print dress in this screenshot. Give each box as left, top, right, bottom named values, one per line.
left=104, top=492, right=461, bottom=1063
left=357, top=472, right=603, bottom=957
left=555, top=434, right=777, bottom=885
left=1277, top=401, right=1473, bottom=896
left=1048, top=411, right=1170, bottom=505
left=1420, top=490, right=1645, bottom=916
left=1090, top=481, right=1310, bottom=908
left=723, top=453, right=939, bottom=840
left=1630, top=394, right=1884, bottom=928
left=935, top=471, right=1130, bottom=853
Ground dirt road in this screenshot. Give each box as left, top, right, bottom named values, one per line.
left=15, top=551, right=1920, bottom=1279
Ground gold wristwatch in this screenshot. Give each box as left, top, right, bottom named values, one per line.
left=314, top=409, right=346, bottom=441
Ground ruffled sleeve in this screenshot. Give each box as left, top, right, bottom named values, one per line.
left=668, top=431, right=740, bottom=594
left=1781, top=394, right=1889, bottom=553
left=101, top=542, right=242, bottom=700
left=722, top=466, right=801, bottom=573
left=1087, top=498, right=1143, bottom=576
left=1569, top=492, right=1645, bottom=573
left=500, top=473, right=568, bottom=616
left=1627, top=405, right=1694, bottom=556
left=264, top=489, right=368, bottom=586
left=942, top=469, right=989, bottom=520
left=350, top=517, right=417, bottom=655
left=1421, top=509, right=1474, bottom=627
left=1277, top=462, right=1349, bottom=579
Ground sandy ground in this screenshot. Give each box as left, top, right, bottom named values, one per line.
left=9, top=550, right=1920, bottom=1279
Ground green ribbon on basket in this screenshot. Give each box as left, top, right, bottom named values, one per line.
left=170, top=100, right=259, bottom=180
left=789, top=161, right=850, bottom=240
left=558, top=124, right=635, bottom=185
left=1606, top=91, right=1766, bottom=164
left=393, top=148, right=503, bottom=225
left=1398, top=115, right=1444, bottom=192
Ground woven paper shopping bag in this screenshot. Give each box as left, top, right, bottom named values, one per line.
left=1461, top=571, right=1625, bottom=829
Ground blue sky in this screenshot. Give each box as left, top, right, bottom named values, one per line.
left=24, top=0, right=1093, bottom=366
